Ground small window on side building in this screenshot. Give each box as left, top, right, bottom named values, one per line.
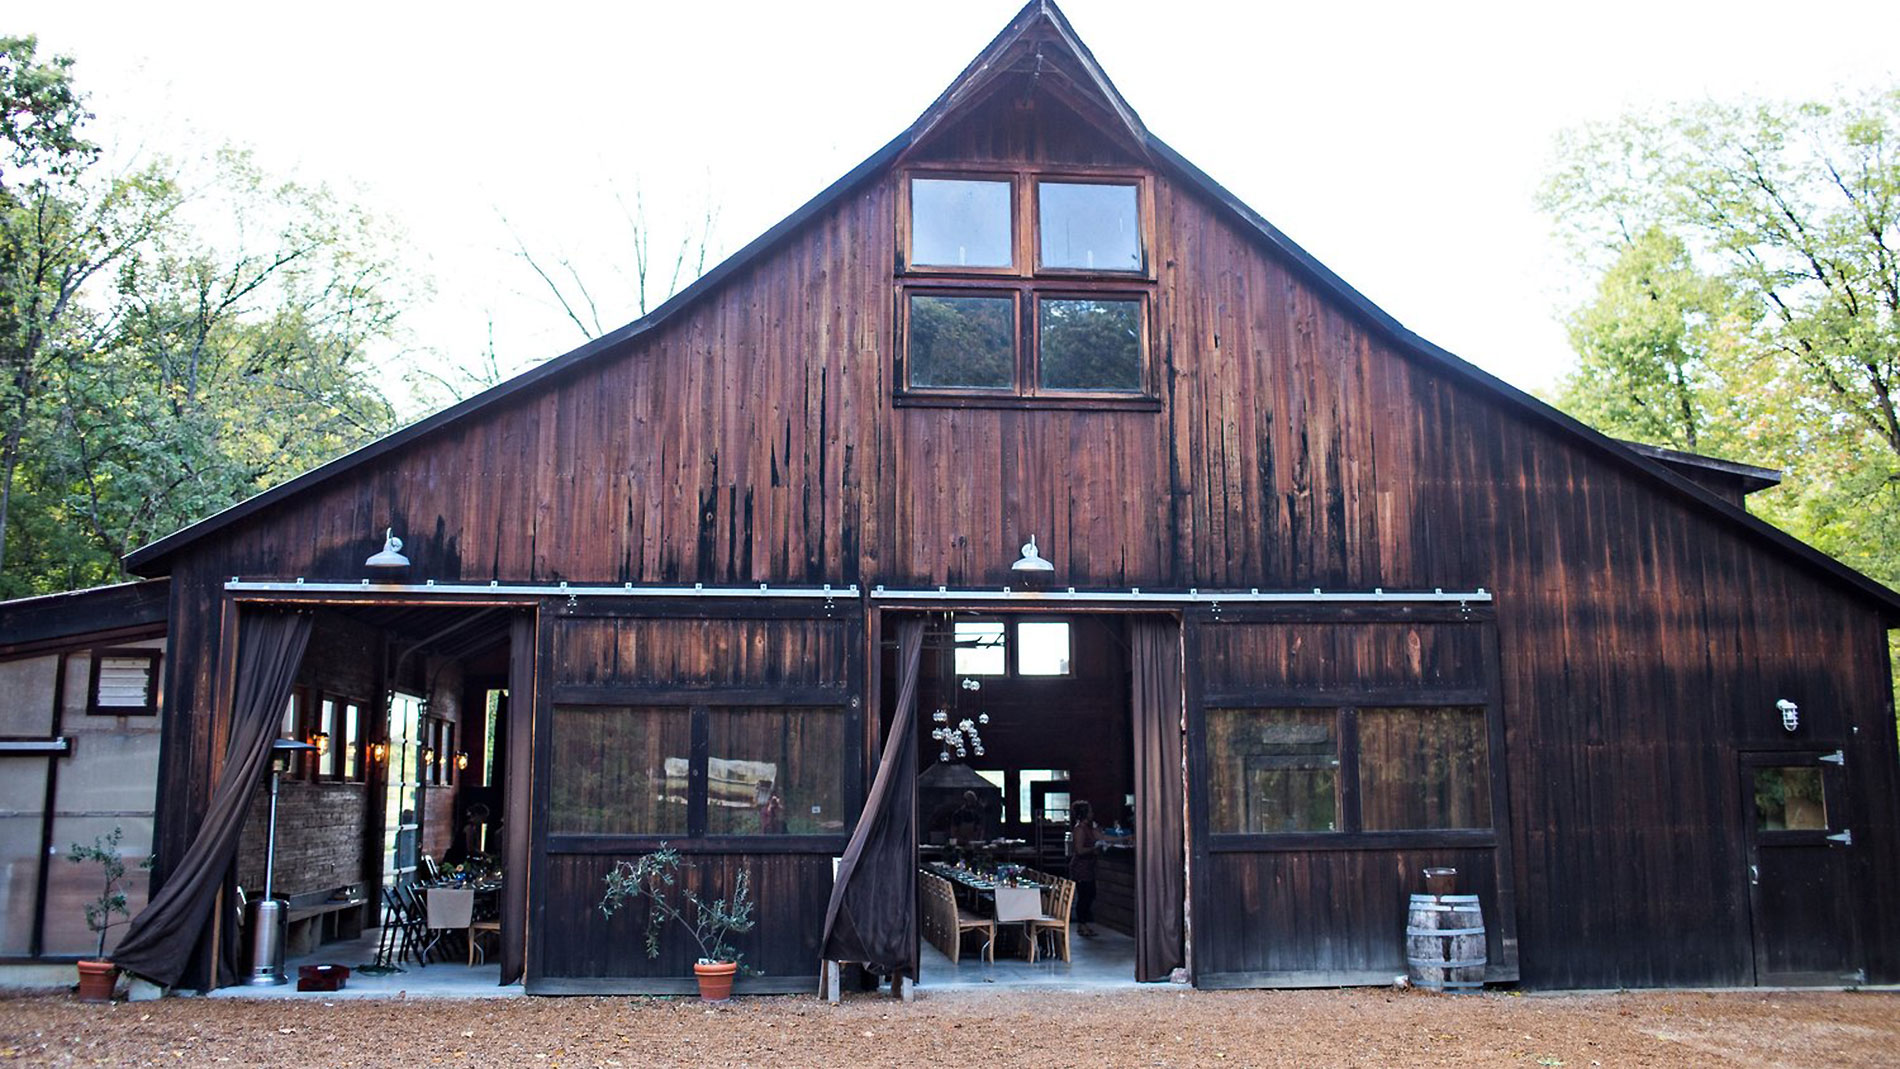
left=87, top=650, right=160, bottom=716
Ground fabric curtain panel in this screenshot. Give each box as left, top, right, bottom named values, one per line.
left=500, top=611, right=535, bottom=986
left=113, top=608, right=313, bottom=989
left=1132, top=616, right=1186, bottom=982
left=820, top=618, right=923, bottom=978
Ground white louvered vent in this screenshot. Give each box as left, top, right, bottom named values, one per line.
left=95, top=656, right=154, bottom=709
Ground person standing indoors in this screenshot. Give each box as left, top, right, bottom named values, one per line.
left=1069, top=800, right=1100, bottom=937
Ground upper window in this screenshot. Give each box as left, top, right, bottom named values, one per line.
left=900, top=170, right=1152, bottom=402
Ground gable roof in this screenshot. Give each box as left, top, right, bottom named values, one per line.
left=121, top=2, right=1900, bottom=622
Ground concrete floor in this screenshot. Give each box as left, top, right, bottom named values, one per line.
left=917, top=923, right=1145, bottom=990
left=202, top=920, right=1153, bottom=1000
left=206, top=929, right=522, bottom=1000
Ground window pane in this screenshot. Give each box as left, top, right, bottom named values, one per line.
left=1016, top=621, right=1071, bottom=676
left=1018, top=769, right=1070, bottom=826
left=550, top=707, right=691, bottom=835
left=911, top=178, right=1013, bottom=268
left=1039, top=298, right=1142, bottom=391
left=43, top=817, right=152, bottom=957
left=909, top=295, right=1016, bottom=389
left=1755, top=767, right=1827, bottom=830
left=0, top=762, right=47, bottom=955
left=342, top=703, right=360, bottom=780
left=953, top=621, right=1007, bottom=676
left=1207, top=708, right=1338, bottom=833
left=706, top=707, right=848, bottom=835
left=1038, top=181, right=1141, bottom=271
left=318, top=699, right=338, bottom=777
left=1358, top=707, right=1491, bottom=830
left=0, top=657, right=57, bottom=734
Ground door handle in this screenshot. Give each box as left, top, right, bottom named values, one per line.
left=1749, top=864, right=1759, bottom=885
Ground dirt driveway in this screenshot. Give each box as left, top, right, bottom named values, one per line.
left=3, top=985, right=1896, bottom=1067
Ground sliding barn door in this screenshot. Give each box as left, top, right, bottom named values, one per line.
left=1184, top=606, right=1518, bottom=988
left=526, top=599, right=863, bottom=994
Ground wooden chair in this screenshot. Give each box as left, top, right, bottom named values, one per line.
left=1026, top=876, right=1075, bottom=963
left=468, top=918, right=502, bottom=965
left=926, top=873, right=993, bottom=963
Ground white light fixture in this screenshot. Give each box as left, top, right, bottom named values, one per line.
left=365, top=528, right=410, bottom=571
left=1011, top=535, right=1054, bottom=582
left=1777, top=698, right=1799, bottom=733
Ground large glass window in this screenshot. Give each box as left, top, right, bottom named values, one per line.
left=1208, top=705, right=1491, bottom=836
left=954, top=621, right=1008, bottom=676
left=1038, top=297, right=1142, bottom=391
left=706, top=707, right=848, bottom=835
left=1208, top=709, right=1339, bottom=833
left=1358, top=707, right=1490, bottom=830
left=1038, top=181, right=1142, bottom=271
left=1015, top=621, right=1072, bottom=676
left=900, top=169, right=1150, bottom=401
left=907, top=294, right=1016, bottom=389
left=911, top=178, right=1013, bottom=268
left=550, top=706, right=692, bottom=836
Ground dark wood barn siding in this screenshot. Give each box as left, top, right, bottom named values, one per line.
left=146, top=88, right=1899, bottom=988
left=529, top=609, right=861, bottom=992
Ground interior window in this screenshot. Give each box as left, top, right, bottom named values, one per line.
left=1038, top=297, right=1142, bottom=391
left=1015, top=621, right=1072, bottom=675
left=1038, top=180, right=1142, bottom=271
left=954, top=621, right=1008, bottom=676
left=907, top=294, right=1016, bottom=389
left=911, top=178, right=1013, bottom=268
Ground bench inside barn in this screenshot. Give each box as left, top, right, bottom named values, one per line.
left=283, top=887, right=369, bottom=956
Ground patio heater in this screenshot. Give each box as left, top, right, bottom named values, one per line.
left=247, top=737, right=316, bottom=985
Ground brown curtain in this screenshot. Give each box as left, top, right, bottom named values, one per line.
left=1132, top=616, right=1186, bottom=981
left=114, top=608, right=313, bottom=989
left=820, top=618, right=922, bottom=978
left=500, top=611, right=535, bottom=985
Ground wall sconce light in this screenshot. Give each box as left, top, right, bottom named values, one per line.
left=421, top=746, right=436, bottom=766
left=1011, top=534, right=1054, bottom=585
left=365, top=527, right=410, bottom=571
left=309, top=731, right=330, bottom=756
left=1777, top=698, right=1800, bottom=733
left=368, top=741, right=389, bottom=763
left=454, top=751, right=469, bottom=771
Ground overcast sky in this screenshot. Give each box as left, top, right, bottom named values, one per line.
left=24, top=1, right=1900, bottom=414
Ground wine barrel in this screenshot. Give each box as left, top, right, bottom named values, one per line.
left=1405, top=893, right=1486, bottom=992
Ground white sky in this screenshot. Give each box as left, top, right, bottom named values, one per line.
left=24, top=1, right=1900, bottom=415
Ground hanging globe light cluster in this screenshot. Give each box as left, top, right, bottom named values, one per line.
left=931, top=708, right=990, bottom=762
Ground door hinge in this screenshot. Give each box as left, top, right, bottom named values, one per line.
left=1819, top=750, right=1846, bottom=766
left=1827, top=829, right=1853, bottom=846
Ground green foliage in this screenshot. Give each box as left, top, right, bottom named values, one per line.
left=598, top=844, right=755, bottom=967
left=1543, top=86, right=1900, bottom=723
left=0, top=39, right=402, bottom=597
left=66, top=826, right=152, bottom=961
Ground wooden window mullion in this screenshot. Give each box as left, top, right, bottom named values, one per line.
left=688, top=705, right=711, bottom=836
left=1339, top=706, right=1362, bottom=833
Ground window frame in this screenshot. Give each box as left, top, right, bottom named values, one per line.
left=546, top=700, right=859, bottom=851
left=896, top=164, right=1157, bottom=407
left=85, top=648, right=161, bottom=717
left=1204, top=701, right=1498, bottom=847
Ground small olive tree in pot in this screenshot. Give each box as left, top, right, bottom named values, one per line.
left=599, top=844, right=755, bottom=1001
left=67, top=826, right=150, bottom=1002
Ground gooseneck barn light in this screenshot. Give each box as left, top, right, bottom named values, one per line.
left=1011, top=535, right=1054, bottom=579
left=365, top=528, right=410, bottom=571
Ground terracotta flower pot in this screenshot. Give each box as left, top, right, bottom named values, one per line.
left=693, top=960, right=738, bottom=1001
left=75, top=960, right=118, bottom=1003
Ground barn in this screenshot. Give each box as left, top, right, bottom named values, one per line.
left=85, top=1, right=1900, bottom=994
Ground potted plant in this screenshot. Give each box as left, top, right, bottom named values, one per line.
left=67, top=826, right=149, bottom=1002
left=598, top=844, right=755, bottom=1001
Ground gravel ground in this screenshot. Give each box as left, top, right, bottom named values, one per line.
left=2, top=985, right=1896, bottom=1068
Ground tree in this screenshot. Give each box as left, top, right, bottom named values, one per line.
left=1543, top=90, right=1900, bottom=563
left=0, top=39, right=405, bottom=597
left=1543, top=87, right=1900, bottom=716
